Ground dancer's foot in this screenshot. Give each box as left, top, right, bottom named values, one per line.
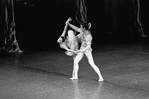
left=98, top=78, right=104, bottom=82
left=70, top=77, right=78, bottom=80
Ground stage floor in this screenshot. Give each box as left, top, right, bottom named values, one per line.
left=0, top=40, right=149, bottom=99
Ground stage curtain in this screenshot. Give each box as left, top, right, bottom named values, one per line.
left=70, top=0, right=147, bottom=37
left=102, top=0, right=146, bottom=37
left=1, top=0, right=147, bottom=51
left=75, top=0, right=87, bottom=27
left=0, top=0, right=22, bottom=52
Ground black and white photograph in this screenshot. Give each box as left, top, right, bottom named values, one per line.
left=0, top=0, right=149, bottom=98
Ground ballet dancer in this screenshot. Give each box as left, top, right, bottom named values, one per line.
left=66, top=17, right=104, bottom=82
left=57, top=18, right=78, bottom=56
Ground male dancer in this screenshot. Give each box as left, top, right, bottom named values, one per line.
left=66, top=17, right=104, bottom=82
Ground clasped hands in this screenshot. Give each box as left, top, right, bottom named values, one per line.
left=67, top=49, right=80, bottom=54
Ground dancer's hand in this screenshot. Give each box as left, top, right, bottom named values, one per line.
left=66, top=17, right=72, bottom=24
left=66, top=49, right=80, bottom=54
left=73, top=50, right=80, bottom=54
left=66, top=49, right=77, bottom=53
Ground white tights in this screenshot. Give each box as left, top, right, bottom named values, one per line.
left=71, top=51, right=104, bottom=81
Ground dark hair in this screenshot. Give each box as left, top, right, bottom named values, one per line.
left=61, top=36, right=65, bottom=42
left=83, top=23, right=92, bottom=30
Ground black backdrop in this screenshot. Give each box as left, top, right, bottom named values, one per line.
left=1, top=0, right=149, bottom=51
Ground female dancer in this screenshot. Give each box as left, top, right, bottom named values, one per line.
left=57, top=18, right=78, bottom=56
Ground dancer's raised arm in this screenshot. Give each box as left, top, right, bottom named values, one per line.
left=61, top=23, right=68, bottom=37
left=57, top=17, right=74, bottom=43
left=66, top=17, right=82, bottom=33
left=57, top=23, right=68, bottom=43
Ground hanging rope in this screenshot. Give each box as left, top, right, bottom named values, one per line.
left=0, top=0, right=23, bottom=52
left=75, top=0, right=87, bottom=27
left=136, top=0, right=146, bottom=37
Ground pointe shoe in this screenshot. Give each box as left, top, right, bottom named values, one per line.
left=70, top=77, right=78, bottom=80
left=98, top=78, right=104, bottom=82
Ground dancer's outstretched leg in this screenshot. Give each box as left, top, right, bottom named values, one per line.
left=70, top=53, right=84, bottom=80
left=85, top=52, right=104, bottom=82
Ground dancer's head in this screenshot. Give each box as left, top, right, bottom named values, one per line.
left=80, top=23, right=92, bottom=30
left=80, top=23, right=92, bottom=35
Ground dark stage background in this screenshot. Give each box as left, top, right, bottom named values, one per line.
left=1, top=0, right=149, bottom=51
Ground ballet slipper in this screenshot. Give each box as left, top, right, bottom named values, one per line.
left=70, top=77, right=78, bottom=80
left=98, top=78, right=104, bottom=82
